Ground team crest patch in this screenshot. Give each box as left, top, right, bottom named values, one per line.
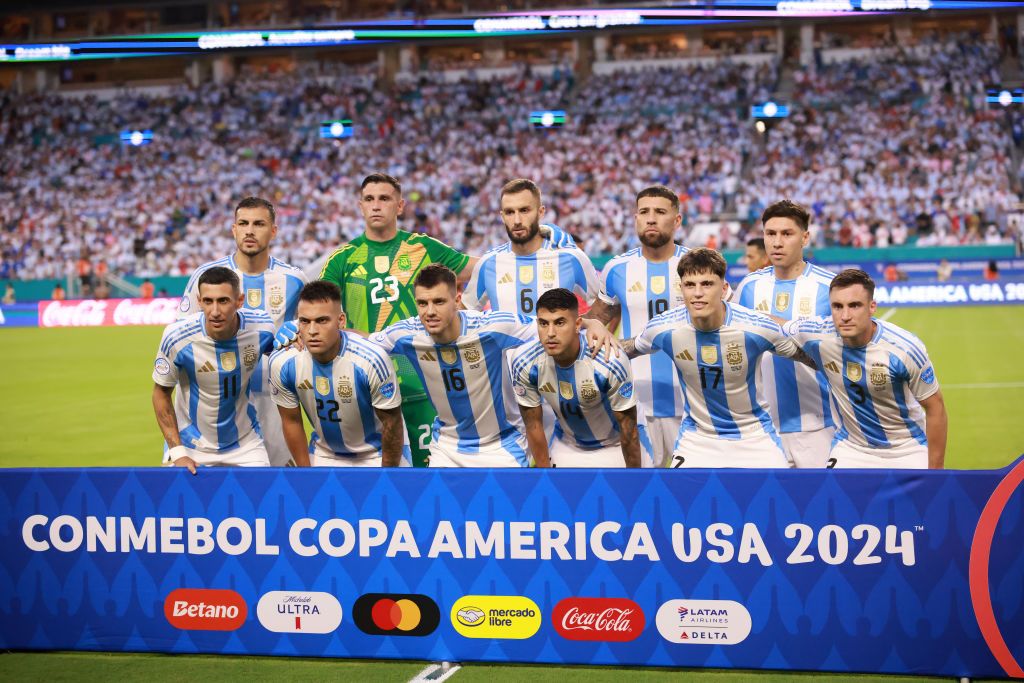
left=519, top=265, right=535, bottom=285
left=397, top=254, right=412, bottom=271
left=374, top=255, right=390, bottom=273
left=580, top=380, right=599, bottom=403
left=242, top=345, right=258, bottom=370
left=798, top=297, right=812, bottom=316
left=513, top=382, right=527, bottom=397
left=726, top=342, right=743, bottom=366
left=269, top=288, right=284, bottom=308
left=463, top=344, right=481, bottom=363
left=845, top=362, right=863, bottom=383
left=337, top=376, right=354, bottom=399
left=774, top=292, right=790, bottom=313
left=542, top=262, right=555, bottom=284
left=869, top=364, right=888, bottom=387
left=315, top=376, right=331, bottom=395
left=700, top=345, right=718, bottom=365
left=380, top=381, right=396, bottom=399
left=650, top=276, right=666, bottom=295
left=178, top=297, right=190, bottom=313
left=921, top=366, right=936, bottom=384
left=154, top=358, right=170, bottom=375
left=247, top=289, right=262, bottom=308
left=440, top=347, right=458, bottom=365
left=618, top=381, right=634, bottom=399
left=559, top=381, right=574, bottom=400
left=219, top=352, right=237, bottom=372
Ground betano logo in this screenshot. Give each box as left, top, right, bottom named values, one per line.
left=256, top=591, right=342, bottom=634
left=352, top=593, right=440, bottom=637
left=164, top=588, right=247, bottom=631
left=655, top=599, right=751, bottom=645
left=451, top=595, right=541, bottom=639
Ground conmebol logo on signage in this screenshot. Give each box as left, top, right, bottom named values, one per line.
left=552, top=597, right=644, bottom=642
left=256, top=591, right=342, bottom=634
left=164, top=588, right=247, bottom=631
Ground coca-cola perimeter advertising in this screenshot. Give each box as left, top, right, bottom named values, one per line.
left=38, top=298, right=180, bottom=328
left=551, top=597, right=645, bottom=642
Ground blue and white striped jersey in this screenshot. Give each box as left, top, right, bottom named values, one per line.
left=268, top=332, right=402, bottom=459
left=633, top=302, right=800, bottom=442
left=731, top=262, right=837, bottom=433
left=177, top=254, right=308, bottom=329
left=370, top=310, right=536, bottom=456
left=462, top=237, right=600, bottom=315
left=599, top=245, right=688, bottom=418
left=153, top=310, right=276, bottom=453
left=510, top=334, right=637, bottom=450
left=784, top=317, right=940, bottom=451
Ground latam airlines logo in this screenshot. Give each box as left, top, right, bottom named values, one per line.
left=164, top=588, right=247, bottom=631
left=655, top=599, right=751, bottom=644
left=552, top=597, right=644, bottom=642
left=451, top=595, right=541, bottom=639
left=256, top=591, right=343, bottom=634
left=352, top=593, right=440, bottom=637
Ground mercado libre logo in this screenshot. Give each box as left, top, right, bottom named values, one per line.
left=164, top=588, right=247, bottom=631
left=352, top=594, right=440, bottom=637
left=451, top=595, right=541, bottom=639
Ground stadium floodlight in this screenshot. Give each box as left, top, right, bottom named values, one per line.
left=751, top=101, right=789, bottom=118
left=320, top=119, right=354, bottom=139
left=530, top=110, right=566, bottom=129
left=986, top=88, right=1024, bottom=107
left=119, top=129, right=153, bottom=146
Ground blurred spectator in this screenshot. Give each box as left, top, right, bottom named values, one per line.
left=984, top=259, right=999, bottom=280
left=94, top=278, right=111, bottom=300
left=745, top=237, right=769, bottom=272
left=936, top=258, right=953, bottom=281
left=51, top=282, right=65, bottom=300
left=140, top=278, right=155, bottom=299
left=884, top=263, right=907, bottom=282
left=2, top=282, right=14, bottom=304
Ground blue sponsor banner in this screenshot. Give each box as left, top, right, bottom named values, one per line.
left=0, top=303, right=39, bottom=327
left=1, top=463, right=1023, bottom=677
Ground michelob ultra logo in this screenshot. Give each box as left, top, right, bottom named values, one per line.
left=451, top=595, right=541, bottom=639
left=256, top=591, right=342, bottom=634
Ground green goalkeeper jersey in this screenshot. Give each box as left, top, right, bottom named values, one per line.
left=318, top=229, right=470, bottom=400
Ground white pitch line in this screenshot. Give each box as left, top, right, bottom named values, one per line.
left=409, top=662, right=461, bottom=683
left=879, top=308, right=898, bottom=321
left=943, top=382, right=1024, bottom=389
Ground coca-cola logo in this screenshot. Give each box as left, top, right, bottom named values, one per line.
left=552, top=597, right=644, bottom=642
left=38, top=298, right=179, bottom=328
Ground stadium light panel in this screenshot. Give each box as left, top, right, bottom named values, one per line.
left=751, top=101, right=789, bottom=118
left=320, top=119, right=354, bottom=139
left=119, top=129, right=153, bottom=146
left=530, top=110, right=566, bottom=129
left=986, top=88, right=1024, bottom=107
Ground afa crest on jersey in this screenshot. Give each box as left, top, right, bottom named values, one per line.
left=580, top=380, right=599, bottom=404
left=463, top=344, right=481, bottom=363
left=869, top=364, right=888, bottom=387
left=337, top=376, right=354, bottom=399
left=242, top=345, right=258, bottom=370
left=726, top=342, right=744, bottom=367
left=798, top=297, right=812, bottom=316
left=542, top=262, right=555, bottom=284
left=269, top=288, right=284, bottom=308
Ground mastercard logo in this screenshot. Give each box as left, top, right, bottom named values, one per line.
left=352, top=593, right=440, bottom=637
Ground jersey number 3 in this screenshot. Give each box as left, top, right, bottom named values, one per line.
left=370, top=276, right=400, bottom=304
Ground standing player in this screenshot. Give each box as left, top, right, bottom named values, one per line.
left=462, top=178, right=600, bottom=315
left=731, top=200, right=837, bottom=468
left=269, top=281, right=405, bottom=467
left=178, top=197, right=308, bottom=467
left=585, top=185, right=688, bottom=467
left=623, top=249, right=816, bottom=468
left=511, top=289, right=643, bottom=468
left=370, top=264, right=539, bottom=467
left=744, top=238, right=770, bottom=273
left=153, top=267, right=276, bottom=471
left=785, top=270, right=947, bottom=469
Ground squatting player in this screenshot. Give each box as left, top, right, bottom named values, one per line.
left=178, top=197, right=307, bottom=466
left=269, top=281, right=406, bottom=467
left=623, top=248, right=816, bottom=468
left=153, top=267, right=276, bottom=471
left=731, top=200, right=837, bottom=467
left=784, top=269, right=947, bottom=469
left=511, top=289, right=643, bottom=468
left=586, top=185, right=689, bottom=466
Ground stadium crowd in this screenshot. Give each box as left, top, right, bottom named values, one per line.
left=0, top=33, right=1019, bottom=283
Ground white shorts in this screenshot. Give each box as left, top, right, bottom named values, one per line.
left=781, top=427, right=836, bottom=469
left=646, top=416, right=681, bottom=468
left=550, top=439, right=631, bottom=468
left=164, top=440, right=269, bottom=468
left=670, top=429, right=788, bottom=469
left=429, top=431, right=528, bottom=468
left=252, top=391, right=293, bottom=467
left=311, top=440, right=413, bottom=467
left=828, top=439, right=928, bottom=469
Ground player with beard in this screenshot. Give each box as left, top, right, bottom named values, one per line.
left=584, top=185, right=689, bottom=466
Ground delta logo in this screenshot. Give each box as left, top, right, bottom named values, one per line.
left=656, top=599, right=751, bottom=645
left=552, top=597, right=644, bottom=642
left=164, top=588, right=247, bottom=631
left=451, top=595, right=541, bottom=639
left=352, top=594, right=440, bottom=637
left=256, top=591, right=343, bottom=634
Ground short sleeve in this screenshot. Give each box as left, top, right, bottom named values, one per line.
left=268, top=350, right=299, bottom=409
left=905, top=350, right=940, bottom=401
left=369, top=321, right=410, bottom=353
left=573, top=250, right=601, bottom=305
left=605, top=359, right=637, bottom=413
left=633, top=317, right=664, bottom=355
left=367, top=347, right=403, bottom=410
left=176, top=270, right=202, bottom=320
left=730, top=274, right=754, bottom=306
left=153, top=328, right=180, bottom=387
left=598, top=261, right=622, bottom=307
left=510, top=352, right=543, bottom=409
left=425, top=235, right=471, bottom=275
left=543, top=223, right=576, bottom=248
left=461, top=256, right=489, bottom=311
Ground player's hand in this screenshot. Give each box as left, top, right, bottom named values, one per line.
left=173, top=456, right=198, bottom=475
left=583, top=318, right=621, bottom=359
left=274, top=320, right=301, bottom=350
left=539, top=223, right=576, bottom=248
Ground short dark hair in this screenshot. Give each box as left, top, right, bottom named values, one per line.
left=829, top=268, right=875, bottom=299
left=536, top=288, right=579, bottom=316
left=197, top=266, right=240, bottom=293
left=235, top=196, right=275, bottom=224
left=677, top=247, right=727, bottom=280
left=746, top=237, right=766, bottom=252
left=300, top=280, right=342, bottom=304
left=500, top=178, right=541, bottom=203
left=414, top=263, right=457, bottom=292
left=636, top=185, right=679, bottom=212
left=361, top=173, right=402, bottom=195
left=761, top=199, right=810, bottom=231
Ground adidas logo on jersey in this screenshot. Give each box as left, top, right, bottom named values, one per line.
left=675, top=350, right=694, bottom=361
left=197, top=361, right=216, bottom=373
left=420, top=351, right=436, bottom=361
left=628, top=281, right=643, bottom=293
left=499, top=273, right=513, bottom=284
left=539, top=382, right=555, bottom=394
left=824, top=361, right=840, bottom=374
left=297, top=379, right=313, bottom=390
left=755, top=301, right=769, bottom=313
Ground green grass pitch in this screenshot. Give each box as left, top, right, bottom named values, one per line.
left=1, top=305, right=1021, bottom=681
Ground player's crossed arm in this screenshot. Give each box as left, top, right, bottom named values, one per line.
left=152, top=384, right=197, bottom=475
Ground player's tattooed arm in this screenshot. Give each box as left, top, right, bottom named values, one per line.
left=613, top=406, right=642, bottom=468
left=153, top=384, right=196, bottom=474
left=376, top=405, right=405, bottom=467
left=278, top=405, right=311, bottom=467
left=519, top=404, right=551, bottom=468
left=583, top=299, right=621, bottom=328
left=789, top=346, right=818, bottom=371
left=620, top=338, right=640, bottom=360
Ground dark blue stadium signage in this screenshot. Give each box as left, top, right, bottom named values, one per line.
left=319, top=120, right=354, bottom=139
left=530, top=110, right=567, bottom=129
left=1, top=463, right=1023, bottom=676
left=751, top=101, right=789, bottom=118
